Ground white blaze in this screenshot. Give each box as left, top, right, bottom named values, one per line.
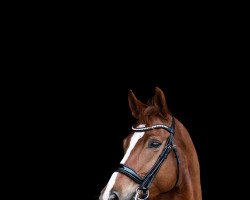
left=102, top=125, right=145, bottom=200
left=102, top=172, right=118, bottom=200
left=120, top=126, right=145, bottom=164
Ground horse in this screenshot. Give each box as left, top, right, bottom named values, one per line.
left=99, top=87, right=202, bottom=200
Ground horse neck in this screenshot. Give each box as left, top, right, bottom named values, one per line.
left=173, top=118, right=202, bottom=200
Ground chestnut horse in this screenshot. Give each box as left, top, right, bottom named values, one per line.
left=99, top=87, right=202, bottom=200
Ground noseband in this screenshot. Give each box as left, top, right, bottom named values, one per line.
left=116, top=116, right=180, bottom=200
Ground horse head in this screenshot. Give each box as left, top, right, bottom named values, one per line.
left=99, top=87, right=201, bottom=200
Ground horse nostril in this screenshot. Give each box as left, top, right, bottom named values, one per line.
left=109, top=192, right=119, bottom=200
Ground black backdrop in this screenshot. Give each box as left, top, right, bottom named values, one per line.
left=41, top=72, right=247, bottom=200
left=14, top=7, right=249, bottom=199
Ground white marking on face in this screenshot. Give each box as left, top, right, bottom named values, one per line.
left=120, top=124, right=145, bottom=164
left=101, top=124, right=145, bottom=200
left=102, top=172, right=118, bottom=200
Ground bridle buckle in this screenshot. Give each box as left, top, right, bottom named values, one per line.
left=134, top=187, right=149, bottom=200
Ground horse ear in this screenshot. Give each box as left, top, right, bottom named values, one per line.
left=128, top=90, right=146, bottom=119
left=153, top=87, right=169, bottom=118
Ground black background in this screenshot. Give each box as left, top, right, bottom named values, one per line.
left=27, top=24, right=248, bottom=198
left=22, top=9, right=248, bottom=199
left=8, top=5, right=249, bottom=199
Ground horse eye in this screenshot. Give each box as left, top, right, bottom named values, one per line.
left=148, top=140, right=162, bottom=148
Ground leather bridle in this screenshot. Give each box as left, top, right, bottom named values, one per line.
left=116, top=116, right=180, bottom=200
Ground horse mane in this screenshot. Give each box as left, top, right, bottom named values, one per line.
left=137, top=99, right=170, bottom=125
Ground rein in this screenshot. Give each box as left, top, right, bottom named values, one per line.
left=116, top=116, right=180, bottom=200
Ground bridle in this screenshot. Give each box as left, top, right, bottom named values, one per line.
left=116, top=116, right=180, bottom=200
